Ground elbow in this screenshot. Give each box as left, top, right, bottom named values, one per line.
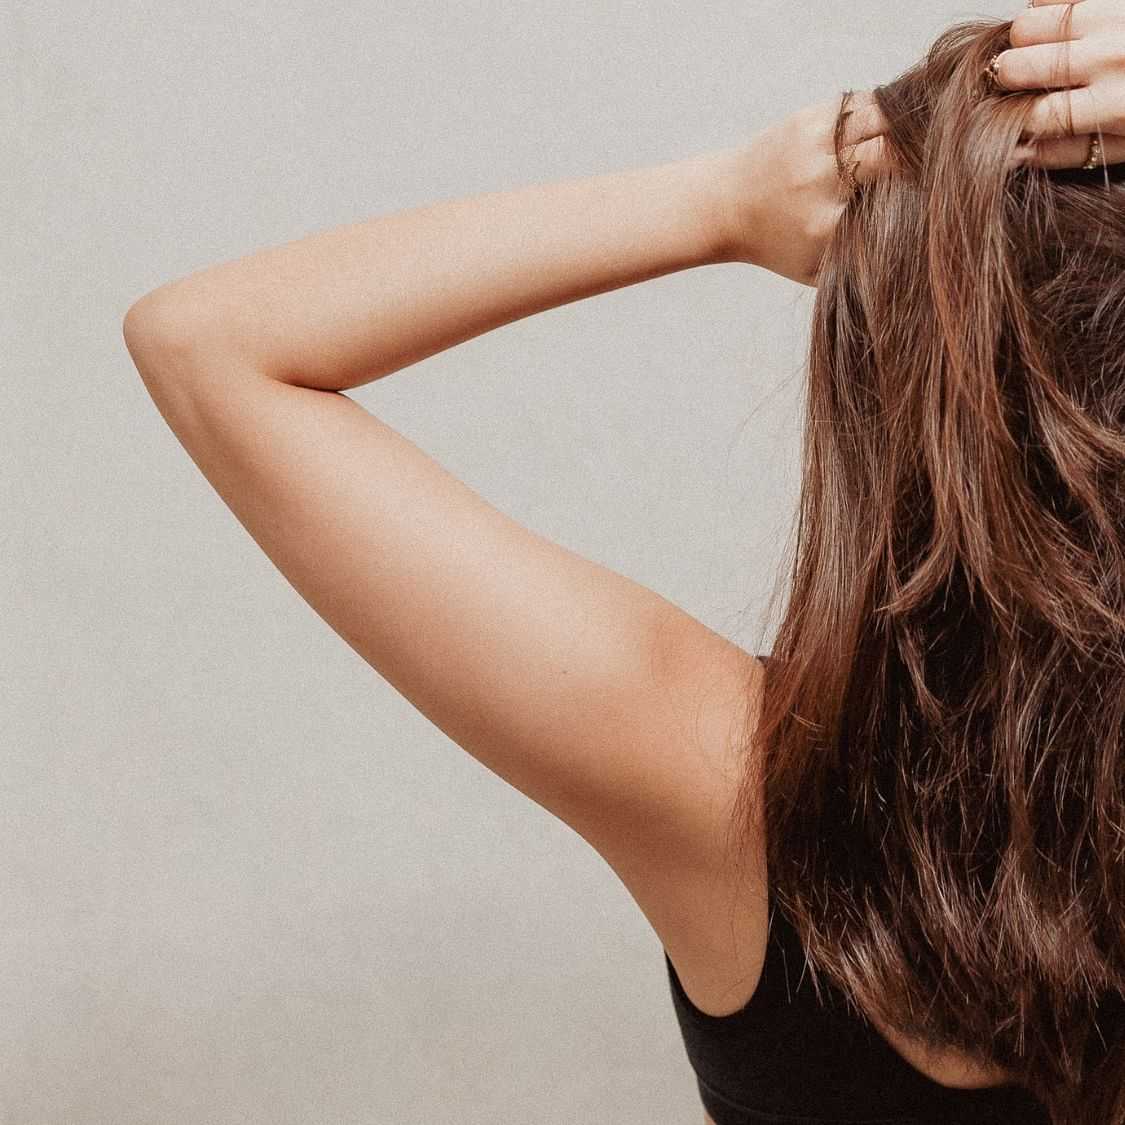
left=122, top=284, right=222, bottom=384
left=123, top=286, right=200, bottom=356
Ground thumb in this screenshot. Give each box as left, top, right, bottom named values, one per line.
left=849, top=133, right=897, bottom=186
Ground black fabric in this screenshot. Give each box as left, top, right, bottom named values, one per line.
left=663, top=657, right=1052, bottom=1124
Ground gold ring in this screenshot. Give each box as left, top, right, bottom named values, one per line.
left=985, top=54, right=1003, bottom=86
left=1082, top=134, right=1103, bottom=171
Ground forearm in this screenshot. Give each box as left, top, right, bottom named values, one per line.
left=131, top=146, right=748, bottom=391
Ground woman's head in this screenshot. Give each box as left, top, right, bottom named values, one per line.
left=729, top=16, right=1125, bottom=1123
left=824, top=15, right=1125, bottom=647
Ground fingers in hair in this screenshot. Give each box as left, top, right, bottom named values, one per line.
left=841, top=95, right=891, bottom=148
left=1010, top=0, right=1093, bottom=48
left=1018, top=130, right=1125, bottom=169
left=1022, top=84, right=1108, bottom=140
left=848, top=134, right=895, bottom=186
left=991, top=39, right=1096, bottom=93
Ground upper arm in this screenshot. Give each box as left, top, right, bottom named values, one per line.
left=124, top=317, right=763, bottom=892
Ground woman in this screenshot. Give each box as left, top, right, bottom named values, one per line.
left=122, top=1, right=1125, bottom=1121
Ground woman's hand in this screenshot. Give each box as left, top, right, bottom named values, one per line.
left=1000, top=0, right=1125, bottom=167
left=719, top=91, right=892, bottom=286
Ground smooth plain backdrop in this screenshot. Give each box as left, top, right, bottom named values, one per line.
left=5, top=2, right=1010, bottom=1122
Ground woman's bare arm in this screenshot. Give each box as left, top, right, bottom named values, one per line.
left=124, top=147, right=751, bottom=392
left=119, top=146, right=767, bottom=931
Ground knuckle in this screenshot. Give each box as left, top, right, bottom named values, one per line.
left=1007, top=15, right=1030, bottom=49
left=994, top=48, right=1018, bottom=88
left=1108, top=79, right=1125, bottom=132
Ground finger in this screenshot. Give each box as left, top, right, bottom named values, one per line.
left=1011, top=0, right=1095, bottom=48
left=841, top=93, right=890, bottom=147
left=990, top=38, right=1096, bottom=91
left=847, top=134, right=894, bottom=186
left=1018, top=129, right=1125, bottom=168
left=1022, top=84, right=1111, bottom=139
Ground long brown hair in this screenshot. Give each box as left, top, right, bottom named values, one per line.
left=726, top=16, right=1125, bottom=1122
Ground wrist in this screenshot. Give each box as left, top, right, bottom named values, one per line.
left=687, top=142, right=764, bottom=266
left=668, top=144, right=760, bottom=267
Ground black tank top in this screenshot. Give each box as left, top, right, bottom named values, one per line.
left=664, top=896, right=1050, bottom=1123
left=663, top=661, right=1052, bottom=1124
